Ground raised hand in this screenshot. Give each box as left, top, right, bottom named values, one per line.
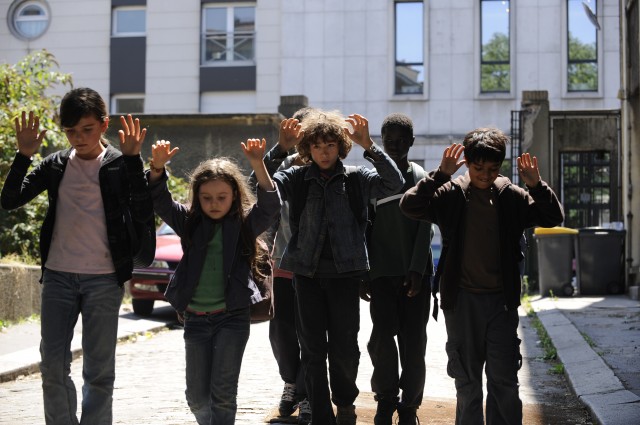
left=242, top=138, right=275, bottom=191
left=15, top=111, right=47, bottom=157
left=517, top=153, right=541, bottom=188
left=278, top=118, right=304, bottom=152
left=151, top=140, right=179, bottom=170
left=241, top=138, right=267, bottom=163
left=344, top=114, right=373, bottom=150
left=439, top=143, right=466, bottom=177
left=118, top=114, right=147, bottom=156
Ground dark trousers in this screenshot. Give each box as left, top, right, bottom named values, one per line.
left=294, top=275, right=361, bottom=425
left=269, top=276, right=306, bottom=397
left=443, top=289, right=523, bottom=425
left=367, top=276, right=430, bottom=408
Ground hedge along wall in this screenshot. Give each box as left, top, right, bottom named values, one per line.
left=0, top=265, right=41, bottom=321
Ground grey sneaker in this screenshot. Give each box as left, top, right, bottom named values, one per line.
left=336, top=404, right=357, bottom=425
left=278, top=382, right=297, bottom=417
left=297, top=398, right=311, bottom=425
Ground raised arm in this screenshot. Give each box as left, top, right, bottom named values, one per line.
left=242, top=138, right=276, bottom=192
left=118, top=114, right=147, bottom=157
left=149, top=140, right=179, bottom=183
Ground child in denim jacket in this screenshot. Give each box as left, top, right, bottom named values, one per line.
left=265, top=109, right=404, bottom=425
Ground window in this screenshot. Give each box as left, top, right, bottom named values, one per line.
left=112, top=6, right=146, bottom=37
left=8, top=0, right=50, bottom=41
left=202, top=4, right=255, bottom=65
left=561, top=151, right=610, bottom=227
left=112, top=95, right=144, bottom=114
left=480, top=0, right=510, bottom=93
left=394, top=1, right=424, bottom=95
left=567, top=0, right=598, bottom=91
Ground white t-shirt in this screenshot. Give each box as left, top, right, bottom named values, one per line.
left=45, top=149, right=116, bottom=274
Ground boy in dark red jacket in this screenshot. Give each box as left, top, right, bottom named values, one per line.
left=400, top=127, right=564, bottom=425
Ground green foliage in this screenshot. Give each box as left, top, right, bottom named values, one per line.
left=481, top=33, right=510, bottom=92
left=0, top=50, right=73, bottom=260
left=155, top=170, right=190, bottom=228
left=568, top=34, right=597, bottom=91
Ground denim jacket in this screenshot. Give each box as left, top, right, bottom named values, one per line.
left=148, top=171, right=282, bottom=313
left=269, top=143, right=404, bottom=277
left=0, top=146, right=153, bottom=286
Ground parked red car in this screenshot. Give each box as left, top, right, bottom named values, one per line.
left=129, top=223, right=182, bottom=316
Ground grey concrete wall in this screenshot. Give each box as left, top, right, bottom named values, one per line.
left=0, top=265, right=41, bottom=321
left=105, top=113, right=283, bottom=179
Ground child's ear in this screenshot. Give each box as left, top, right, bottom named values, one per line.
left=101, top=117, right=109, bottom=133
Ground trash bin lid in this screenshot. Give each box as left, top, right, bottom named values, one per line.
left=578, top=226, right=626, bottom=234
left=534, top=226, right=578, bottom=235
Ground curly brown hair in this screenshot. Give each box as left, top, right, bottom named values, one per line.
left=296, top=109, right=352, bottom=163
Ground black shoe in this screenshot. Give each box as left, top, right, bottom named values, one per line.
left=397, top=405, right=419, bottom=425
left=336, top=404, right=357, bottom=425
left=374, top=395, right=398, bottom=425
left=297, top=398, right=311, bottom=425
left=278, top=382, right=297, bottom=417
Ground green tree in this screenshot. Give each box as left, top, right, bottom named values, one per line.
left=0, top=50, right=73, bottom=261
left=568, top=34, right=597, bottom=91
left=481, top=33, right=510, bottom=92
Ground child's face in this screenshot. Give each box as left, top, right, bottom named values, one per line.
left=382, top=127, right=413, bottom=168
left=310, top=137, right=339, bottom=171
left=466, top=160, right=501, bottom=190
left=63, top=114, right=108, bottom=160
left=198, top=179, right=235, bottom=220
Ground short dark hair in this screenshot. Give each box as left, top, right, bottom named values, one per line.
left=60, top=87, right=108, bottom=128
left=381, top=113, right=414, bottom=139
left=463, top=127, right=508, bottom=164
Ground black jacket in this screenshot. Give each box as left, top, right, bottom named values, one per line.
left=0, top=145, right=154, bottom=285
left=400, top=169, right=564, bottom=311
left=148, top=171, right=281, bottom=313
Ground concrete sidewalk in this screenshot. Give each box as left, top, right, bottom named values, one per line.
left=1, top=296, right=639, bottom=424
left=530, top=295, right=640, bottom=425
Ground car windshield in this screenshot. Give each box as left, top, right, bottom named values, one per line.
left=157, top=222, right=176, bottom=236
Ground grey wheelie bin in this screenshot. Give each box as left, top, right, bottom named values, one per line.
left=575, top=227, right=626, bottom=295
left=534, top=227, right=578, bottom=297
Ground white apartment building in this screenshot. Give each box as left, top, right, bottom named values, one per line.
left=1, top=0, right=621, bottom=167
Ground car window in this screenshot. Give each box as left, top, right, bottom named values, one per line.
left=157, top=222, right=176, bottom=236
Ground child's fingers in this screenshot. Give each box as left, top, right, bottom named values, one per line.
left=119, top=115, right=130, bottom=134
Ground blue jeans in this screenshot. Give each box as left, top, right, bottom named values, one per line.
left=184, top=308, right=251, bottom=425
left=294, top=275, right=360, bottom=425
left=40, top=269, right=123, bottom=425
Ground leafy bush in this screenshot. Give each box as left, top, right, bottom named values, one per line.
left=0, top=50, right=73, bottom=260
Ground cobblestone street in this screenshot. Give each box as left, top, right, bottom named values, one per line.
left=0, top=301, right=594, bottom=424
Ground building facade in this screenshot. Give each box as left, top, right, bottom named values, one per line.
left=4, top=0, right=636, bottom=286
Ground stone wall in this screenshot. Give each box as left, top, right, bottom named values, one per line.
left=0, top=265, right=41, bottom=321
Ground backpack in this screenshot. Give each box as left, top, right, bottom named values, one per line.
left=289, top=165, right=366, bottom=227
